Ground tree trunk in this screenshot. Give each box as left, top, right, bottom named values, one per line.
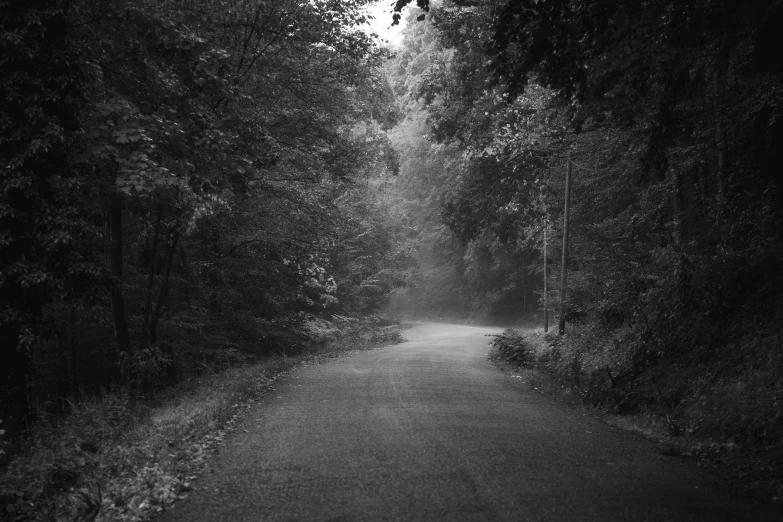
left=522, top=251, right=526, bottom=315
left=671, top=169, right=684, bottom=245
left=142, top=204, right=162, bottom=345
left=714, top=72, right=725, bottom=198
left=109, top=196, right=131, bottom=353
left=2, top=330, right=30, bottom=438
left=68, top=305, right=77, bottom=397
left=699, top=166, right=708, bottom=226
left=714, top=71, right=726, bottom=245
left=559, top=154, right=572, bottom=335
left=150, top=219, right=181, bottom=345
left=178, top=247, right=190, bottom=305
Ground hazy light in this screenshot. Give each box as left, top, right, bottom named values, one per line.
left=363, top=1, right=407, bottom=47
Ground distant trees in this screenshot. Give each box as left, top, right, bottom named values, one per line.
left=384, top=9, right=541, bottom=321
left=1, top=0, right=405, bottom=426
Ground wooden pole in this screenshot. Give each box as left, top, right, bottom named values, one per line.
left=559, top=154, right=572, bottom=335
left=543, top=212, right=548, bottom=333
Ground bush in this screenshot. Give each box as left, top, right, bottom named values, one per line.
left=489, top=329, right=536, bottom=368
left=0, top=392, right=142, bottom=521
left=119, top=347, right=172, bottom=391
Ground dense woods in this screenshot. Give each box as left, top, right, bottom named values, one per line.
left=387, top=0, right=783, bottom=446
left=2, top=0, right=783, bottom=516
left=1, top=0, right=408, bottom=435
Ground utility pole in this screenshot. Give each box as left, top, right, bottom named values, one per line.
left=543, top=211, right=548, bottom=333
left=559, top=154, right=572, bottom=335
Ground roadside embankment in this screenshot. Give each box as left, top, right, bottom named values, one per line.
left=488, top=327, right=783, bottom=503
left=0, top=321, right=403, bottom=522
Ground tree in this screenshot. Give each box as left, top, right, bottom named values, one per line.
left=0, top=0, right=409, bottom=426
left=387, top=0, right=783, bottom=430
left=1, top=0, right=105, bottom=422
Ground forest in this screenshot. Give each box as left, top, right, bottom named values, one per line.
left=384, top=0, right=783, bottom=447
left=1, top=0, right=413, bottom=422
left=2, top=0, right=783, bottom=518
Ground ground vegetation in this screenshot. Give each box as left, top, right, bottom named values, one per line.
left=1, top=0, right=410, bottom=510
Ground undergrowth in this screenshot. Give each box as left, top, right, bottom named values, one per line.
left=489, top=326, right=783, bottom=502
left=487, top=329, right=536, bottom=368
left=0, top=320, right=403, bottom=521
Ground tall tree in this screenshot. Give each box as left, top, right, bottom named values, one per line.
left=1, top=0, right=107, bottom=420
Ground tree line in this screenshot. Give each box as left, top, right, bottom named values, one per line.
left=388, top=0, right=783, bottom=441
left=4, top=0, right=783, bottom=448
left=1, top=0, right=411, bottom=434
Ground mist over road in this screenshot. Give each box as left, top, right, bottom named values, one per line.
left=159, top=323, right=776, bottom=521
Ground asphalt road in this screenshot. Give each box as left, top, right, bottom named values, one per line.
left=159, top=323, right=778, bottom=521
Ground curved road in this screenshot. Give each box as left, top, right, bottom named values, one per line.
left=159, top=323, right=777, bottom=521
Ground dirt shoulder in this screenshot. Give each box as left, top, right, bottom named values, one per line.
left=0, top=333, right=403, bottom=522
left=487, top=329, right=783, bottom=504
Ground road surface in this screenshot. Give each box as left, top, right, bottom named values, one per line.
left=159, top=323, right=777, bottom=521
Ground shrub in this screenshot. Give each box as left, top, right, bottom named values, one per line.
left=119, top=347, right=172, bottom=391
left=489, top=329, right=536, bottom=368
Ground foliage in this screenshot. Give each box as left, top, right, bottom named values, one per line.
left=383, top=4, right=545, bottom=323
left=0, top=0, right=412, bottom=452
left=119, top=348, right=173, bottom=392
left=385, top=0, right=783, bottom=449
left=0, top=0, right=108, bottom=419
left=488, top=329, right=536, bottom=368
